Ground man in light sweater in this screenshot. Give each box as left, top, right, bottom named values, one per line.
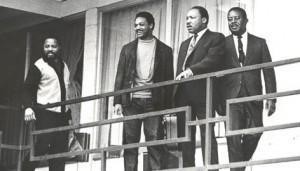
left=114, top=12, right=174, bottom=171
left=22, top=36, right=71, bottom=171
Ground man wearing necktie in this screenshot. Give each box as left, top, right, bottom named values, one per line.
left=173, top=6, right=225, bottom=168
left=218, top=7, right=277, bottom=171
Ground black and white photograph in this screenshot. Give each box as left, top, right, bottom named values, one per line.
left=0, top=0, right=300, bottom=171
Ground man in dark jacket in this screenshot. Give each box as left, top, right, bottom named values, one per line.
left=173, top=6, right=225, bottom=169
left=113, top=11, right=173, bottom=171
left=219, top=7, right=277, bottom=171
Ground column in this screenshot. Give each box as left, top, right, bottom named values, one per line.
left=75, top=7, right=101, bottom=171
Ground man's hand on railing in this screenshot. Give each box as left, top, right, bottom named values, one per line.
left=265, top=99, right=276, bottom=116
left=24, top=108, right=36, bottom=122
left=175, top=69, right=193, bottom=80
left=114, top=104, right=123, bottom=116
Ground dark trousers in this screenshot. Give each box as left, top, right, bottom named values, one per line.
left=22, top=109, right=69, bottom=171
left=175, top=87, right=219, bottom=169
left=226, top=87, right=262, bottom=171
left=123, top=98, right=165, bottom=171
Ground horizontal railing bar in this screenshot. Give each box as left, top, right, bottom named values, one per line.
left=159, top=167, right=205, bottom=171
left=0, top=144, right=30, bottom=150
left=208, top=155, right=300, bottom=170
left=0, top=105, right=22, bottom=111
left=31, top=137, right=189, bottom=161
left=32, top=106, right=190, bottom=135
left=226, top=122, right=300, bottom=136
left=160, top=155, right=300, bottom=170
left=31, top=106, right=191, bottom=161
left=103, top=138, right=188, bottom=152
left=1, top=57, right=299, bottom=110
left=30, top=57, right=300, bottom=110
left=187, top=116, right=227, bottom=126
left=227, top=89, right=300, bottom=104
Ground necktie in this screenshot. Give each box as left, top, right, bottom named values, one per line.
left=237, top=35, right=246, bottom=65
left=182, top=34, right=198, bottom=70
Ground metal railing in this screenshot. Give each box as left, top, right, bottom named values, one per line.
left=29, top=107, right=192, bottom=167
left=1, top=57, right=300, bottom=171
left=0, top=106, right=30, bottom=171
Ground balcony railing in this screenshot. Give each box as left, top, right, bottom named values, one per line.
left=1, top=57, right=300, bottom=171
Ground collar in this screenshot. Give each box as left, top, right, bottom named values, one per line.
left=233, top=31, right=248, bottom=40
left=194, top=28, right=208, bottom=39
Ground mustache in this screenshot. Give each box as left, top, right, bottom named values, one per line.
left=45, top=51, right=57, bottom=58
left=46, top=51, right=55, bottom=55
left=230, top=23, right=241, bottom=27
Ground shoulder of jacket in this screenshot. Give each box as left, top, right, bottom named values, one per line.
left=123, top=39, right=138, bottom=48
left=225, top=34, right=233, bottom=40
left=209, top=31, right=225, bottom=38
left=248, top=33, right=266, bottom=42
left=156, top=39, right=171, bottom=50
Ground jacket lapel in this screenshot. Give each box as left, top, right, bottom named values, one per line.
left=182, top=29, right=210, bottom=67
left=229, top=35, right=240, bottom=66
left=192, top=29, right=210, bottom=52
left=129, top=39, right=138, bottom=69
left=153, top=38, right=162, bottom=71
left=244, top=33, right=253, bottom=65
left=177, top=38, right=191, bottom=74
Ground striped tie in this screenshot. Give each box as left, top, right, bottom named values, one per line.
left=237, top=35, right=245, bottom=65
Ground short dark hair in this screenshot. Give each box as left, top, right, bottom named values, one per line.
left=135, top=11, right=155, bottom=30
left=44, top=34, right=61, bottom=46
left=191, top=6, right=209, bottom=24
left=228, top=7, right=248, bottom=20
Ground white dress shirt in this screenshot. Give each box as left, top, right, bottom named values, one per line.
left=189, top=28, right=208, bottom=48
left=184, top=28, right=208, bottom=74
left=233, top=31, right=248, bottom=65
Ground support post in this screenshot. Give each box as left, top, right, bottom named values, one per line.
left=100, top=97, right=109, bottom=171
left=204, top=77, right=214, bottom=170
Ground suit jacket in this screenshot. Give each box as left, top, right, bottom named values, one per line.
left=220, top=33, right=277, bottom=123
left=174, top=29, right=226, bottom=104
left=113, top=38, right=174, bottom=110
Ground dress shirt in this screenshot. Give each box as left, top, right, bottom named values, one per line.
left=184, top=28, right=208, bottom=75
left=189, top=28, right=208, bottom=48
left=233, top=32, right=248, bottom=65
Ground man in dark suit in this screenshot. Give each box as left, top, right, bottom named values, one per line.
left=173, top=6, right=225, bottom=168
left=219, top=7, right=277, bottom=171
left=113, top=12, right=173, bottom=171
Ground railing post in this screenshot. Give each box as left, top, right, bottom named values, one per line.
left=226, top=101, right=231, bottom=132
left=17, top=120, right=25, bottom=171
left=0, top=131, right=2, bottom=161
left=29, top=122, right=35, bottom=163
left=205, top=77, right=213, bottom=170
left=100, top=97, right=109, bottom=171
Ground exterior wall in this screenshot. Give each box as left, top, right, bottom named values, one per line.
left=2, top=0, right=300, bottom=170
left=0, top=0, right=61, bottom=17
left=250, top=0, right=300, bottom=170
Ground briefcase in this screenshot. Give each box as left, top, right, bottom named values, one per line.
left=68, top=132, right=90, bottom=162
left=164, top=114, right=178, bottom=150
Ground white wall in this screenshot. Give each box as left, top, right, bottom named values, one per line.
left=251, top=0, right=300, bottom=170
